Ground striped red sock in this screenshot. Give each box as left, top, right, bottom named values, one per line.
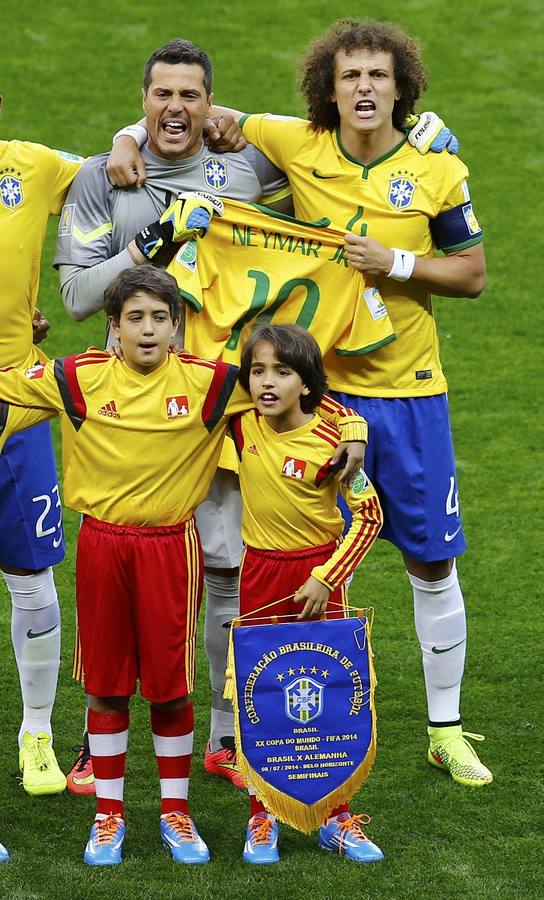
left=151, top=702, right=193, bottom=815
left=88, top=709, right=129, bottom=818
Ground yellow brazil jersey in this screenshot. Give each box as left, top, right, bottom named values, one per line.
left=168, top=197, right=396, bottom=366
left=240, top=115, right=483, bottom=397
left=230, top=408, right=382, bottom=590
left=0, top=352, right=367, bottom=523
left=0, top=141, right=81, bottom=368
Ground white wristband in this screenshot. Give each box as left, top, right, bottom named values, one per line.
left=388, top=248, right=416, bottom=281
left=112, top=123, right=148, bottom=148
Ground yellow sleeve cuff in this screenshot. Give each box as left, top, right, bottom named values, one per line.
left=337, top=418, right=368, bottom=443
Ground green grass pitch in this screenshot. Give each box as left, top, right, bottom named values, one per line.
left=0, top=0, right=542, bottom=897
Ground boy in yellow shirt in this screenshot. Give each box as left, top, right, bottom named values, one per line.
left=231, top=323, right=383, bottom=863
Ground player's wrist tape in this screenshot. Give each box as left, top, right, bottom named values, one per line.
left=388, top=248, right=416, bottom=281
left=112, top=124, right=148, bottom=148
left=134, top=219, right=174, bottom=260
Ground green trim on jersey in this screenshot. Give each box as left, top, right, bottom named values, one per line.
left=335, top=332, right=397, bottom=357
left=239, top=113, right=251, bottom=129
left=443, top=235, right=484, bottom=254
left=250, top=202, right=330, bottom=229
left=179, top=290, right=203, bottom=313
left=335, top=128, right=408, bottom=176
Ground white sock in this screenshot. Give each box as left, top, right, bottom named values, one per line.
left=204, top=572, right=238, bottom=750
left=408, top=563, right=467, bottom=724
left=3, top=568, right=61, bottom=747
left=209, top=709, right=235, bottom=752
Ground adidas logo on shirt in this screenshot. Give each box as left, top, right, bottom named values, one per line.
left=247, top=444, right=259, bottom=455
left=98, top=400, right=120, bottom=419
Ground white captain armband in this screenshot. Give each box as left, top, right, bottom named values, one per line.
left=112, top=123, right=147, bottom=148
left=387, top=248, right=416, bottom=281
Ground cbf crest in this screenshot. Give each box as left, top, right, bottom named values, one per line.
left=203, top=157, right=228, bottom=191
left=388, top=176, right=416, bottom=209
left=285, top=677, right=324, bottom=723
left=0, top=173, right=23, bottom=209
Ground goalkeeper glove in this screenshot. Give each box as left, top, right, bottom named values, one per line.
left=135, top=191, right=224, bottom=260
left=405, top=111, right=460, bottom=155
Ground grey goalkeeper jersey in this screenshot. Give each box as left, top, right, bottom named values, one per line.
left=55, top=142, right=288, bottom=328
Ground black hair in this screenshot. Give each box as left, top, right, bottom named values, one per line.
left=143, top=38, right=213, bottom=95
left=104, top=266, right=182, bottom=323
left=239, top=323, right=328, bottom=414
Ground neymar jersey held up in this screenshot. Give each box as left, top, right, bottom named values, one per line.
left=240, top=115, right=483, bottom=398
left=54, top=143, right=289, bottom=328
left=0, top=141, right=81, bottom=368
left=230, top=408, right=382, bottom=591
left=168, top=198, right=396, bottom=366
left=0, top=353, right=366, bottom=525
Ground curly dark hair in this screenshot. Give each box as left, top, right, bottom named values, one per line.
left=239, top=323, right=328, bottom=414
left=298, top=18, right=428, bottom=132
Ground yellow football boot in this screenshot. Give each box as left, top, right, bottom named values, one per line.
left=428, top=725, right=493, bottom=787
left=19, top=731, right=67, bottom=796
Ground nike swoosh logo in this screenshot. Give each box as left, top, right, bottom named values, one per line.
left=26, top=625, right=58, bottom=639
left=71, top=774, right=95, bottom=785
left=431, top=640, right=466, bottom=654
left=444, top=525, right=462, bottom=542
left=312, top=169, right=339, bottom=180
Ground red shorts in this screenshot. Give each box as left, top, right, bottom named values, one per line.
left=76, top=516, right=203, bottom=703
left=239, top=542, right=348, bottom=624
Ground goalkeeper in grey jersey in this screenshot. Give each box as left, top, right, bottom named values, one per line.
left=55, top=38, right=290, bottom=795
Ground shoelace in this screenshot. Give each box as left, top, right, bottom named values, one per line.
left=30, top=736, right=51, bottom=772
left=94, top=816, right=122, bottom=846
left=336, top=814, right=372, bottom=852
left=163, top=813, right=196, bottom=843
left=435, top=731, right=485, bottom=759
left=71, top=744, right=91, bottom=773
left=249, top=815, right=274, bottom=846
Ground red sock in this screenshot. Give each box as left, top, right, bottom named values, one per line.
left=327, top=803, right=350, bottom=821
left=151, top=702, right=194, bottom=815
left=88, top=709, right=129, bottom=818
left=249, top=795, right=267, bottom=817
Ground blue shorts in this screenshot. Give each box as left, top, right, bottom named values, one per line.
left=330, top=392, right=466, bottom=562
left=0, top=422, right=65, bottom=569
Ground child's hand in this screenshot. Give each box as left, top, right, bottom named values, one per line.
left=32, top=310, right=50, bottom=344
left=294, top=576, right=331, bottom=620
left=331, top=441, right=366, bottom=485
left=107, top=342, right=124, bottom=361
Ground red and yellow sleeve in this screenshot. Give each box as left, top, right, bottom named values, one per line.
left=0, top=358, right=64, bottom=411
left=311, top=474, right=382, bottom=591
left=0, top=357, right=64, bottom=453
left=316, top=394, right=368, bottom=444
